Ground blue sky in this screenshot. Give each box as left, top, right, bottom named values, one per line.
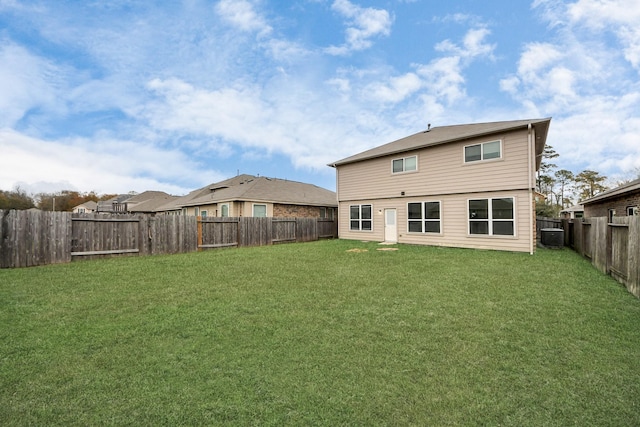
left=1, top=0, right=639, bottom=195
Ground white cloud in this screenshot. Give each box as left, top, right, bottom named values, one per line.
left=436, top=27, right=495, bottom=59
left=0, top=128, right=223, bottom=195
left=366, top=73, right=423, bottom=104
left=567, top=0, right=640, bottom=70
left=500, top=0, right=640, bottom=178
left=215, top=0, right=272, bottom=37
left=0, top=43, right=61, bottom=128
left=325, top=0, right=393, bottom=55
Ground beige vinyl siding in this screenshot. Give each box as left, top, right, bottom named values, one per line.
left=338, top=189, right=534, bottom=252
left=337, top=129, right=530, bottom=201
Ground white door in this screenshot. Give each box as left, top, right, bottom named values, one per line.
left=384, top=209, right=397, bottom=243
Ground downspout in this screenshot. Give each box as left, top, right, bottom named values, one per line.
left=334, top=165, right=340, bottom=238
left=527, top=123, right=534, bottom=255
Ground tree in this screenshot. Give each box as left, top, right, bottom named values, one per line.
left=538, top=174, right=556, bottom=202
left=575, top=169, right=608, bottom=201
left=554, top=169, right=574, bottom=209
left=36, top=190, right=105, bottom=211
left=0, top=187, right=35, bottom=210
left=536, top=145, right=559, bottom=192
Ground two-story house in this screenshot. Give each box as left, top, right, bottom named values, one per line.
left=329, top=118, right=551, bottom=253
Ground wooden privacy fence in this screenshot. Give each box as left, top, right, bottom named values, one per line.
left=197, top=217, right=337, bottom=249
left=0, top=210, right=337, bottom=268
left=562, top=216, right=640, bottom=298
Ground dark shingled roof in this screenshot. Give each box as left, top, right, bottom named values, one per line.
left=582, top=178, right=640, bottom=205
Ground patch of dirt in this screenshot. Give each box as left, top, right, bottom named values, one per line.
left=377, top=247, right=399, bottom=251
left=346, top=248, right=369, bottom=253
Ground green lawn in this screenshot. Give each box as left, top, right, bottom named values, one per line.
left=2, top=240, right=640, bottom=426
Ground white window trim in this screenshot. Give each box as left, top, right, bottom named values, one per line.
left=252, top=203, right=267, bottom=217
left=407, top=201, right=442, bottom=234
left=467, top=197, right=516, bottom=237
left=349, top=204, right=373, bottom=232
left=391, top=155, right=418, bottom=174
left=463, top=140, right=503, bottom=163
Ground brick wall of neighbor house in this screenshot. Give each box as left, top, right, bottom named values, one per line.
left=584, top=193, right=640, bottom=217
left=274, top=204, right=329, bottom=218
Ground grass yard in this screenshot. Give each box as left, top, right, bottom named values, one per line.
left=2, top=240, right=640, bottom=426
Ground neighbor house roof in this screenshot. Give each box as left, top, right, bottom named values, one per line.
left=329, top=118, right=551, bottom=170
left=124, top=191, right=178, bottom=213
left=582, top=178, right=640, bottom=205
left=155, top=175, right=337, bottom=211
left=73, top=200, right=97, bottom=210
left=560, top=204, right=584, bottom=213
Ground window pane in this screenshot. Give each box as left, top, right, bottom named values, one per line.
left=425, top=221, right=440, bottom=233
left=470, top=221, right=489, bottom=234
left=392, top=159, right=404, bottom=173
left=408, top=221, right=422, bottom=233
left=408, top=203, right=422, bottom=219
left=350, top=220, right=360, bottom=230
left=362, top=220, right=372, bottom=231
left=405, top=156, right=417, bottom=171
left=465, top=145, right=481, bottom=162
left=253, top=204, right=267, bottom=217
left=221, top=204, right=229, bottom=217
left=361, top=205, right=372, bottom=219
left=483, top=141, right=501, bottom=159
left=492, top=198, right=514, bottom=219
left=350, top=206, right=360, bottom=220
left=425, top=202, right=440, bottom=219
left=469, top=199, right=488, bottom=219
left=493, top=221, right=514, bottom=235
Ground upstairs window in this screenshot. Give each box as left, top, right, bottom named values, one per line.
left=350, top=204, right=372, bottom=231
left=465, top=140, right=501, bottom=163
left=392, top=155, right=417, bottom=174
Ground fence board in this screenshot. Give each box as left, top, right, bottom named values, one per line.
left=609, top=218, right=629, bottom=281
left=628, top=217, right=640, bottom=297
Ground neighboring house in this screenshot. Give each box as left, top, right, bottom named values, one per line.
left=123, top=191, right=178, bottom=214
left=155, top=174, right=337, bottom=218
left=97, top=194, right=132, bottom=213
left=582, top=178, right=640, bottom=220
left=96, top=191, right=176, bottom=214
left=329, top=118, right=551, bottom=253
left=560, top=204, right=584, bottom=219
left=72, top=201, right=97, bottom=213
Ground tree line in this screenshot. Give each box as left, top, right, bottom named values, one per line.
left=0, top=188, right=118, bottom=211
left=536, top=145, right=639, bottom=217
